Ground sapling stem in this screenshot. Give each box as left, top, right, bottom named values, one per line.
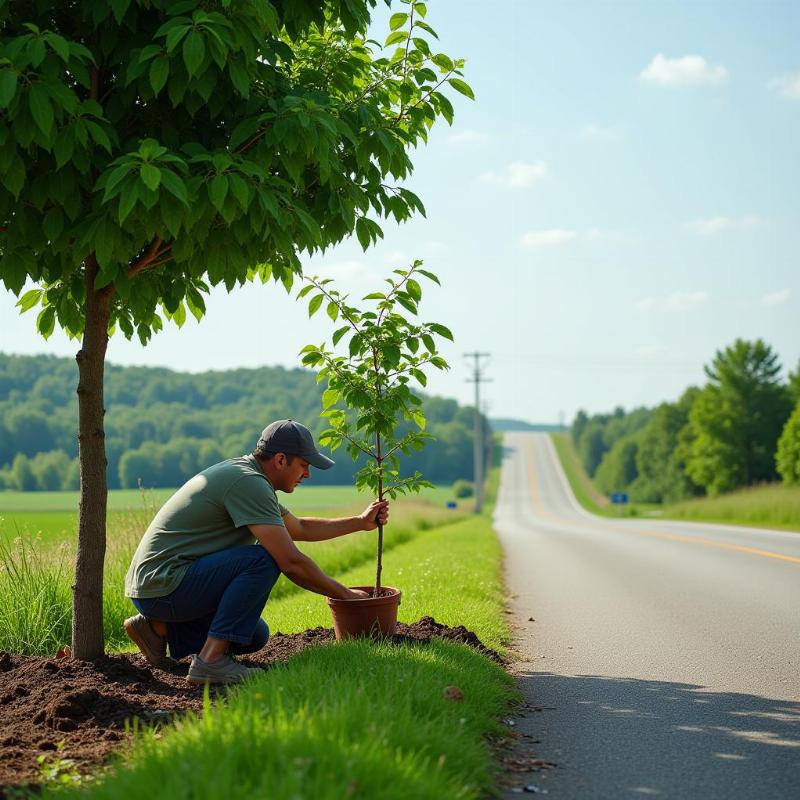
left=374, top=346, right=384, bottom=597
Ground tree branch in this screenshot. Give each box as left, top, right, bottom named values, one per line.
left=127, top=236, right=166, bottom=280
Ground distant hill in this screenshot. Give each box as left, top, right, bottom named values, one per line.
left=490, top=418, right=564, bottom=432
left=0, top=352, right=490, bottom=491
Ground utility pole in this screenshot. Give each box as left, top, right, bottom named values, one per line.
left=465, top=352, right=491, bottom=513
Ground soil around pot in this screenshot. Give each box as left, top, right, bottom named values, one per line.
left=0, top=617, right=503, bottom=794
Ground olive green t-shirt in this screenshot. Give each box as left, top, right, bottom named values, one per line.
left=124, top=454, right=288, bottom=599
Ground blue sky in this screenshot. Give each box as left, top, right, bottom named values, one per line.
left=2, top=0, right=798, bottom=424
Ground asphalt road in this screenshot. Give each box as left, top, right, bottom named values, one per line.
left=495, top=432, right=800, bottom=799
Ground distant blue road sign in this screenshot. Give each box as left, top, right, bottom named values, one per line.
left=611, top=492, right=629, bottom=505
left=446, top=501, right=458, bottom=509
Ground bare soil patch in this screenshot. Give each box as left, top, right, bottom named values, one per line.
left=0, top=617, right=502, bottom=794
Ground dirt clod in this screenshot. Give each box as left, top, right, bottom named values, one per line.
left=442, top=685, right=464, bottom=701
left=0, top=617, right=501, bottom=792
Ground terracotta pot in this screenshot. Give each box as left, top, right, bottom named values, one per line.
left=326, top=586, right=401, bottom=640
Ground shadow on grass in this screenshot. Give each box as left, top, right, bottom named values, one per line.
left=510, top=671, right=800, bottom=798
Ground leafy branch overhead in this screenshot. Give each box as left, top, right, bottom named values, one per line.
left=298, top=260, right=452, bottom=498
left=0, top=0, right=473, bottom=343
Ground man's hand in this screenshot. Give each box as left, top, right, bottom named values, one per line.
left=359, top=499, right=389, bottom=531
left=345, top=588, right=371, bottom=599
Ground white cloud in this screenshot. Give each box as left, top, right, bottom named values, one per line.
left=640, top=54, right=729, bottom=86
left=579, top=123, right=623, bottom=142
left=687, top=215, right=760, bottom=235
left=520, top=229, right=577, bottom=248
left=761, top=288, right=792, bottom=306
left=586, top=228, right=631, bottom=244
left=479, top=161, right=547, bottom=189
left=448, top=129, right=488, bottom=144
left=382, top=250, right=408, bottom=265
left=636, top=292, right=708, bottom=313
left=768, top=72, right=800, bottom=99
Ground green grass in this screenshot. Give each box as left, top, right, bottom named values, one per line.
left=653, top=483, right=800, bottom=532
left=550, top=432, right=800, bottom=532
left=0, top=484, right=466, bottom=547
left=31, top=474, right=514, bottom=800
left=55, top=639, right=515, bottom=800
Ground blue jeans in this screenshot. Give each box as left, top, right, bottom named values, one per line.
left=132, top=545, right=281, bottom=661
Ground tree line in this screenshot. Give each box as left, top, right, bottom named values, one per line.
left=0, top=352, right=489, bottom=491
left=571, top=339, right=800, bottom=502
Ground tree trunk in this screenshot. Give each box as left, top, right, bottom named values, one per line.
left=72, top=255, right=112, bottom=660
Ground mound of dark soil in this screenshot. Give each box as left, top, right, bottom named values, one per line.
left=0, top=618, right=502, bottom=793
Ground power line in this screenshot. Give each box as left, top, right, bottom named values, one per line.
left=465, top=352, right=491, bottom=514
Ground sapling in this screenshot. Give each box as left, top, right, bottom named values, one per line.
left=299, top=261, right=452, bottom=595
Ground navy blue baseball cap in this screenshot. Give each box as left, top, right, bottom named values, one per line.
left=257, top=420, right=335, bottom=470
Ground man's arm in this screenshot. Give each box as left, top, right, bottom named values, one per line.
left=283, top=499, right=389, bottom=542
left=249, top=523, right=367, bottom=599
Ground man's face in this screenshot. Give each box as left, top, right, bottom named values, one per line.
left=279, top=454, right=310, bottom=492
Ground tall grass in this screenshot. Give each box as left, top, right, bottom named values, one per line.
left=0, top=493, right=469, bottom=656
left=659, top=483, right=800, bottom=531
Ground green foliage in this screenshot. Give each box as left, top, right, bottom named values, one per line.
left=1, top=0, right=471, bottom=342
left=594, top=433, right=639, bottom=495
left=299, top=261, right=451, bottom=499
left=776, top=401, right=800, bottom=485
left=0, top=352, right=481, bottom=489
left=685, top=339, right=792, bottom=495
left=630, top=388, right=701, bottom=503
left=788, top=359, right=800, bottom=404
left=452, top=478, right=473, bottom=498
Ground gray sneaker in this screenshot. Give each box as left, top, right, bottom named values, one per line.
left=186, top=653, right=262, bottom=685
left=124, top=614, right=167, bottom=666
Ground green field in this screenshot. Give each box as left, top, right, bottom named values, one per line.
left=1, top=475, right=514, bottom=799
left=0, top=484, right=465, bottom=547
left=550, top=432, right=800, bottom=532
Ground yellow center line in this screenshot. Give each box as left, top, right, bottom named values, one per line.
left=524, top=437, right=800, bottom=567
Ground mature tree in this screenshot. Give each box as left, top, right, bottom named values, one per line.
left=1, top=0, right=470, bottom=658
left=578, top=420, right=607, bottom=477
left=788, top=359, right=800, bottom=404
left=776, top=401, right=800, bottom=485
left=595, top=433, right=639, bottom=495
left=632, top=388, right=701, bottom=503
left=685, top=339, right=792, bottom=496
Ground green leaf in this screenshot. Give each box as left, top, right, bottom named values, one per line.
left=45, top=32, right=70, bottom=62
left=109, top=0, right=132, bottom=23
left=332, top=325, right=350, bottom=346
left=160, top=170, right=189, bottom=205
left=428, top=323, right=454, bottom=341
left=385, top=31, right=408, bottom=47
left=16, top=289, right=42, bottom=312
left=28, top=84, right=53, bottom=136
left=417, top=268, right=440, bottom=285
left=322, top=388, right=339, bottom=409
left=432, top=53, right=454, bottom=72
left=209, top=174, right=228, bottom=212
left=422, top=333, right=436, bottom=353
left=447, top=78, right=475, bottom=100
left=327, top=301, right=339, bottom=322
left=36, top=305, right=56, bottom=339
left=406, top=278, right=422, bottom=301
left=411, top=409, right=426, bottom=430
left=308, top=293, right=324, bottom=317
left=150, top=57, right=169, bottom=95
left=183, top=30, right=206, bottom=77
left=389, top=12, right=409, bottom=30
left=140, top=164, right=162, bottom=191
left=228, top=173, right=249, bottom=210
left=355, top=217, right=370, bottom=250
left=118, top=183, right=138, bottom=223
left=0, top=69, right=18, bottom=108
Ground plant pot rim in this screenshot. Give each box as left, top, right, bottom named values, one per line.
left=326, top=586, right=401, bottom=605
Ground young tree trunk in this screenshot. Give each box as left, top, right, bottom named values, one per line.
left=374, top=428, right=384, bottom=597
left=71, top=255, right=112, bottom=660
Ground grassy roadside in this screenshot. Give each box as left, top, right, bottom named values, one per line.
left=550, top=432, right=655, bottom=518
left=550, top=432, right=800, bottom=532
left=30, top=472, right=516, bottom=799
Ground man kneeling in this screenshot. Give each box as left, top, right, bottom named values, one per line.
left=123, top=419, right=387, bottom=684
